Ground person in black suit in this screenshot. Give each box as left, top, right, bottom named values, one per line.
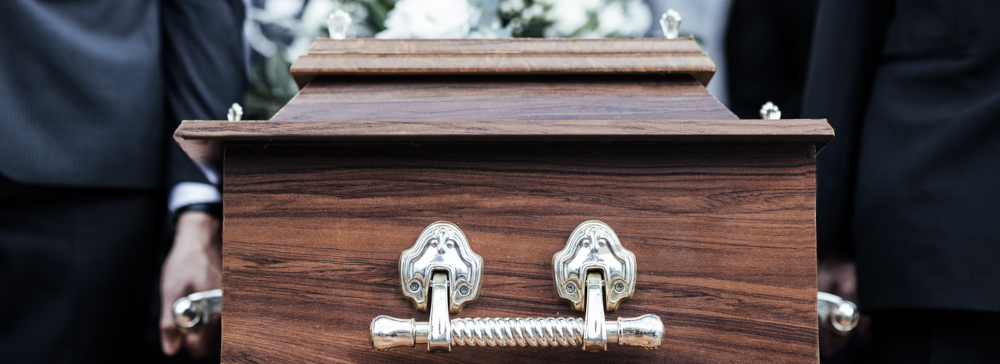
left=725, top=0, right=818, bottom=120
left=0, top=0, right=245, bottom=361
left=802, top=0, right=1000, bottom=362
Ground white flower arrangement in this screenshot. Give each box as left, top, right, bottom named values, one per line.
left=376, top=0, right=475, bottom=39
left=500, top=0, right=652, bottom=38
left=374, top=0, right=653, bottom=39
left=249, top=0, right=653, bottom=60
left=243, top=0, right=654, bottom=118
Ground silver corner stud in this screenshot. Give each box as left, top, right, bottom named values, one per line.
left=759, top=101, right=781, bottom=120
left=227, top=103, right=243, bottom=121
left=660, top=9, right=681, bottom=39
left=328, top=10, right=352, bottom=40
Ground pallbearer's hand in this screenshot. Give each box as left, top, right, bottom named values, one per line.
left=160, top=212, right=223, bottom=358
left=817, top=258, right=867, bottom=355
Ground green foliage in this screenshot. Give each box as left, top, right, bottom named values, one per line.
left=244, top=52, right=299, bottom=120
left=357, top=0, right=396, bottom=32
left=498, top=0, right=551, bottom=38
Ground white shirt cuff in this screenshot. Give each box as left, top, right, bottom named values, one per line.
left=169, top=182, right=222, bottom=213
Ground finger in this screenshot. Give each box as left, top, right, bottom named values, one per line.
left=161, top=321, right=183, bottom=356
left=184, top=318, right=222, bottom=359
left=160, top=294, right=183, bottom=356
left=184, top=332, right=206, bottom=358
left=818, top=327, right=852, bottom=355
left=835, top=263, right=858, bottom=302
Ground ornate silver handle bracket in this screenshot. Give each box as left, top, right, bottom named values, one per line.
left=172, top=289, right=222, bottom=332
left=370, top=221, right=663, bottom=352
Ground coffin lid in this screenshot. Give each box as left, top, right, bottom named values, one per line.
left=290, top=38, right=717, bottom=88
left=176, top=118, right=832, bottom=176
left=175, top=39, right=833, bottom=177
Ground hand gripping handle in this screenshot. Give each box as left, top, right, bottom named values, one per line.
left=172, top=289, right=222, bottom=332
left=817, top=292, right=859, bottom=334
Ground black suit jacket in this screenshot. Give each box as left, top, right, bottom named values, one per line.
left=802, top=0, right=1000, bottom=311
left=0, top=0, right=245, bottom=189
left=725, top=0, right=818, bottom=120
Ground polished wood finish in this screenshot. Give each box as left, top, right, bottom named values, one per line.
left=221, top=142, right=819, bottom=363
left=176, top=118, right=832, bottom=143
left=174, top=74, right=830, bottom=170
left=291, top=39, right=716, bottom=88
left=174, top=118, right=832, bottom=174
left=272, top=75, right=734, bottom=123
left=178, top=38, right=832, bottom=363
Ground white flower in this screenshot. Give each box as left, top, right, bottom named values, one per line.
left=300, top=0, right=339, bottom=35
left=499, top=0, right=524, bottom=14
left=279, top=0, right=339, bottom=62
left=596, top=3, right=626, bottom=36
left=596, top=0, right=652, bottom=37
left=376, top=0, right=473, bottom=39
left=521, top=3, right=544, bottom=20
left=622, top=0, right=652, bottom=36
left=540, top=0, right=597, bottom=37
left=577, top=0, right=606, bottom=11
left=264, top=0, right=303, bottom=20
left=285, top=36, right=315, bottom=62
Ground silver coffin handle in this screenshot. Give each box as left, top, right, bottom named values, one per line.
left=172, top=289, right=222, bottom=332
left=818, top=291, right=859, bottom=334
left=371, top=272, right=663, bottom=352
left=371, top=221, right=663, bottom=352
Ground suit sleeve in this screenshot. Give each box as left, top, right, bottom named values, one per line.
left=800, top=0, right=893, bottom=259
left=161, top=0, right=247, bottom=187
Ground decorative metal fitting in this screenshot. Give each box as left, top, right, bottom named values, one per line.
left=399, top=221, right=482, bottom=314
left=172, top=289, right=222, bottom=332
left=327, top=10, right=352, bottom=40
left=370, top=221, right=663, bottom=353
left=817, top=292, right=860, bottom=334
left=759, top=101, right=781, bottom=120
left=553, top=220, right=636, bottom=312
left=660, top=9, right=681, bottom=39
left=227, top=103, right=243, bottom=121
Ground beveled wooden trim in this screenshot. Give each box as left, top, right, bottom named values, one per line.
left=291, top=38, right=716, bottom=88
left=174, top=119, right=833, bottom=176
left=270, top=74, right=738, bottom=123
left=176, top=119, right=832, bottom=142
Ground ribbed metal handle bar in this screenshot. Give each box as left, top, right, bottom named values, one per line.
left=370, top=273, right=663, bottom=352
left=451, top=317, right=584, bottom=347
left=372, top=314, right=663, bottom=351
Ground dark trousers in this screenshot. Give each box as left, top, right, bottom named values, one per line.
left=871, top=310, right=1000, bottom=363
left=824, top=309, right=1000, bottom=364
left=0, top=175, right=164, bottom=362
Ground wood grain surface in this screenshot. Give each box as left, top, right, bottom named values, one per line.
left=221, top=142, right=819, bottom=363
left=291, top=39, right=715, bottom=88
left=272, top=75, right=735, bottom=122
left=174, top=117, right=833, bottom=177
left=177, top=119, right=833, bottom=143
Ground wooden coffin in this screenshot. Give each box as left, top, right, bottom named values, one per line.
left=176, top=39, right=833, bottom=363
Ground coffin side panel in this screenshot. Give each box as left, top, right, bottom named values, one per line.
left=221, top=142, right=818, bottom=363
